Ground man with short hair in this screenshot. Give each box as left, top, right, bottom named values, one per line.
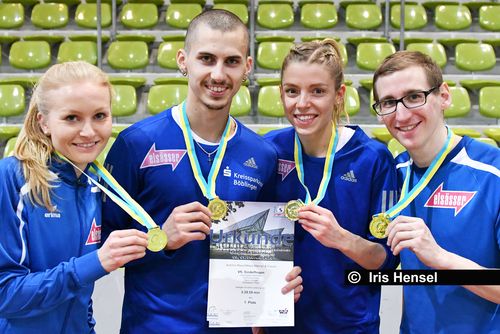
left=102, top=10, right=301, bottom=334
left=373, top=50, right=500, bottom=333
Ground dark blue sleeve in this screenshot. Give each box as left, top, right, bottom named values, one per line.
left=367, top=147, right=400, bottom=270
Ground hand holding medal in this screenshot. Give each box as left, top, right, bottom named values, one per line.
left=370, top=128, right=454, bottom=238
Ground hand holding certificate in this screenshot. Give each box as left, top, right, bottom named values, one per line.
left=207, top=201, right=295, bottom=328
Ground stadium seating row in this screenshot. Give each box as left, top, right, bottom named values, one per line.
left=1, top=38, right=498, bottom=73
left=1, top=1, right=499, bottom=31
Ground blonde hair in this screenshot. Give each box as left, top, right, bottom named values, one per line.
left=14, top=61, right=112, bottom=211
left=281, top=38, right=346, bottom=125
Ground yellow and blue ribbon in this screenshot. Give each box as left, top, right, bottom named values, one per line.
left=294, top=122, right=339, bottom=204
left=178, top=101, right=232, bottom=200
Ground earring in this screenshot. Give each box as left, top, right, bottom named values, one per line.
left=242, top=73, right=248, bottom=82
left=181, top=69, right=187, bottom=76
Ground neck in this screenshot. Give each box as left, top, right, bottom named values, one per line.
left=410, top=127, right=458, bottom=168
left=185, top=98, right=232, bottom=142
left=299, top=125, right=339, bottom=158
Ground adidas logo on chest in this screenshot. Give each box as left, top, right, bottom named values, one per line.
left=340, top=170, right=358, bottom=183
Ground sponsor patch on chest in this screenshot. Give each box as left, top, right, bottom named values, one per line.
left=86, top=219, right=102, bottom=245
left=277, top=159, right=295, bottom=181
left=140, top=143, right=186, bottom=170
left=424, top=183, right=476, bottom=216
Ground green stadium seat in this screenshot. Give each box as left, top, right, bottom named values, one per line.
left=459, top=79, right=500, bottom=91
left=3, top=136, right=17, bottom=158
left=31, top=3, right=68, bottom=29
left=484, top=128, right=500, bottom=143
left=344, top=85, right=360, bottom=117
left=300, top=1, right=338, bottom=29
left=0, top=126, right=21, bottom=141
left=256, top=36, right=295, bottom=70
left=112, top=85, right=137, bottom=117
left=479, top=5, right=500, bottom=31
left=148, top=81, right=188, bottom=114
left=166, top=3, right=202, bottom=29
left=345, top=3, right=382, bottom=30
left=107, top=41, right=149, bottom=70
left=479, top=87, right=500, bottom=119
left=434, top=4, right=472, bottom=30
left=257, top=85, right=284, bottom=117
left=95, top=137, right=116, bottom=165
left=257, top=1, right=294, bottom=29
left=0, top=3, right=24, bottom=29
left=387, top=138, right=406, bottom=157
left=213, top=1, right=248, bottom=24
left=9, top=41, right=51, bottom=70
left=371, top=128, right=393, bottom=143
left=2, top=0, right=37, bottom=6
left=157, top=35, right=185, bottom=70
left=474, top=137, right=498, bottom=147
left=451, top=128, right=482, bottom=138
left=359, top=78, right=373, bottom=90
left=0, top=85, right=25, bottom=117
left=119, top=3, right=158, bottom=29
left=445, top=87, right=470, bottom=118
left=75, top=3, right=112, bottom=29
left=437, top=37, right=478, bottom=48
left=57, top=41, right=97, bottom=65
left=455, top=43, right=496, bottom=72
left=230, top=86, right=251, bottom=117
left=356, top=43, right=396, bottom=71
left=110, top=77, right=147, bottom=88
left=390, top=3, right=427, bottom=30
left=407, top=42, right=447, bottom=68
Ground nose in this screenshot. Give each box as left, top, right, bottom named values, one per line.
left=394, top=101, right=412, bottom=121
left=296, top=93, right=310, bottom=109
left=211, top=62, right=225, bottom=82
left=80, top=121, right=96, bottom=137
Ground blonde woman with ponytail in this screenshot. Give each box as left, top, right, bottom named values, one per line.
left=0, top=61, right=148, bottom=333
left=261, top=39, right=399, bottom=333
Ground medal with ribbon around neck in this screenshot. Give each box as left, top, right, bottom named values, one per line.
left=55, top=152, right=168, bottom=252
left=285, top=123, right=339, bottom=221
left=178, top=101, right=232, bottom=221
left=370, top=127, right=455, bottom=238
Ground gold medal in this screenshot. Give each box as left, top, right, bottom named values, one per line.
left=208, top=197, right=227, bottom=221
left=147, top=227, right=168, bottom=252
left=284, top=200, right=304, bottom=221
left=369, top=214, right=391, bottom=239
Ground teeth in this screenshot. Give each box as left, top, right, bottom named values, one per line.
left=296, top=115, right=315, bottom=121
left=208, top=86, right=225, bottom=92
left=76, top=142, right=97, bottom=148
left=399, top=124, right=417, bottom=131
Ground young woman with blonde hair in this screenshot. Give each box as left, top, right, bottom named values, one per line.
left=0, top=61, right=148, bottom=333
left=263, top=39, right=399, bottom=333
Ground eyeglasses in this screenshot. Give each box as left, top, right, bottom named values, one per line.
left=372, top=86, right=439, bottom=116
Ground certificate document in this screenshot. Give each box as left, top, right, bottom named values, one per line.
left=207, top=201, right=294, bottom=328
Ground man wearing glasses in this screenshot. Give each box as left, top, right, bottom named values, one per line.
left=372, top=50, right=500, bottom=333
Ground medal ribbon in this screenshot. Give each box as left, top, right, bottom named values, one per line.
left=55, top=152, right=158, bottom=230
left=294, top=122, right=339, bottom=204
left=178, top=101, right=232, bottom=200
left=377, top=127, right=454, bottom=220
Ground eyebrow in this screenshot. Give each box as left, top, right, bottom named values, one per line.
left=379, top=88, right=428, bottom=101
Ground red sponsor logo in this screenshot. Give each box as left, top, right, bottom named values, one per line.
left=86, top=219, right=101, bottom=245
left=140, top=144, right=186, bottom=170
left=424, top=183, right=476, bottom=216
left=277, top=159, right=295, bottom=181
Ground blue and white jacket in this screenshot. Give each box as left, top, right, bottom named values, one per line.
left=0, top=156, right=108, bottom=333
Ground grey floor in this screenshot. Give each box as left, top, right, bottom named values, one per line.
left=92, top=270, right=403, bottom=333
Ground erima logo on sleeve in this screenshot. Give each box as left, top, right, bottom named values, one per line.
left=86, top=219, right=102, bottom=245
left=424, top=183, right=476, bottom=216
left=277, top=159, right=295, bottom=181
left=140, top=143, right=186, bottom=170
